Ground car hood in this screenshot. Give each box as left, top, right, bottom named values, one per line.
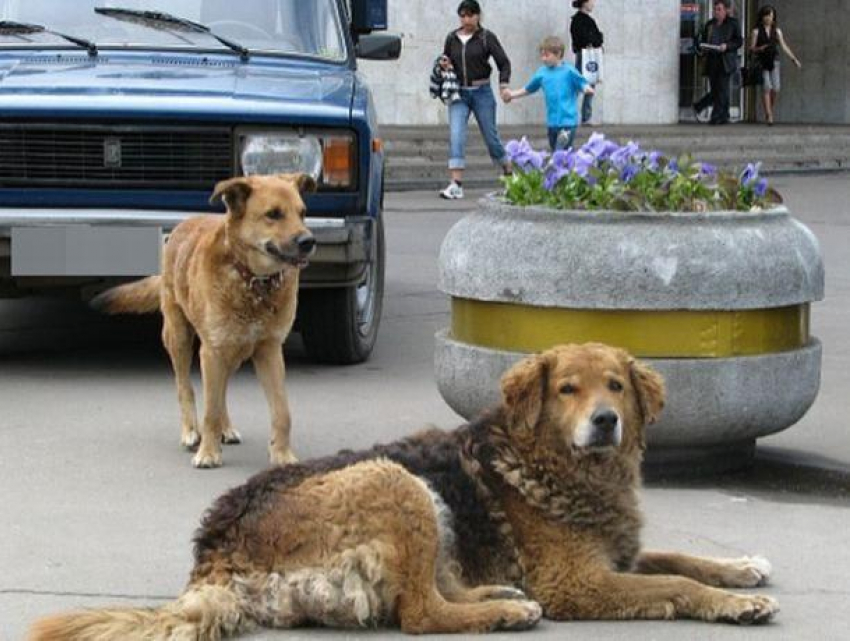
left=0, top=53, right=354, bottom=122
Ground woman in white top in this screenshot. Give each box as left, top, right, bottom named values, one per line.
left=749, top=5, right=801, bottom=126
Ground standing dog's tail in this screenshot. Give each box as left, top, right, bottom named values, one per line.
left=90, top=275, right=162, bottom=315
left=28, top=581, right=252, bottom=641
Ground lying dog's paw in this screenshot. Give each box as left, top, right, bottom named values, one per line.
left=724, top=556, right=772, bottom=587
left=495, top=600, right=543, bottom=631
left=192, top=448, right=223, bottom=469
left=716, top=594, right=778, bottom=625
left=481, top=586, right=528, bottom=601
left=221, top=427, right=242, bottom=445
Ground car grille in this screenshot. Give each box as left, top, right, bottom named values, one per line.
left=0, top=123, right=234, bottom=190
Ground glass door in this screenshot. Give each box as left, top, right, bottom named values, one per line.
left=679, top=0, right=748, bottom=122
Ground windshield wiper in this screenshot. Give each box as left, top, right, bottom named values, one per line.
left=0, top=20, right=98, bottom=56
left=94, top=8, right=250, bottom=61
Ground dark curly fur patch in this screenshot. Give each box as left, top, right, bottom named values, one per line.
left=193, top=419, right=508, bottom=583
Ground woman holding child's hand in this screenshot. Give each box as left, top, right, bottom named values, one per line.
left=438, top=0, right=513, bottom=200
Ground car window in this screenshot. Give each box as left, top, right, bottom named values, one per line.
left=0, top=0, right=348, bottom=61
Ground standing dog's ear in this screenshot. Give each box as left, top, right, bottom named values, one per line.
left=279, top=173, right=318, bottom=194
left=211, top=177, right=252, bottom=217
left=629, top=359, right=666, bottom=425
left=501, top=354, right=548, bottom=433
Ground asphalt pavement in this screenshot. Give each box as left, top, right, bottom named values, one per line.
left=1, top=174, right=849, bottom=640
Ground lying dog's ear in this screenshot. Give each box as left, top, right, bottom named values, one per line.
left=501, top=354, right=548, bottom=433
left=210, top=177, right=252, bottom=216
left=279, top=173, right=318, bottom=194
left=629, top=359, right=666, bottom=425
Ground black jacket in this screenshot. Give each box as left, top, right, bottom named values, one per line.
left=570, top=11, right=603, bottom=53
left=699, top=17, right=743, bottom=75
left=443, top=27, right=511, bottom=87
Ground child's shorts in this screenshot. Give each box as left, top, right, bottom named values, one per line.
left=548, top=126, right=577, bottom=151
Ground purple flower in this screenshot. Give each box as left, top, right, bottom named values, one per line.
left=620, top=164, right=640, bottom=184
left=581, top=132, right=619, bottom=161
left=550, top=149, right=573, bottom=168
left=609, top=141, right=640, bottom=170
left=698, top=163, right=718, bottom=179
left=505, top=137, right=548, bottom=172
left=755, top=177, right=769, bottom=197
left=572, top=150, right=595, bottom=178
left=740, top=162, right=762, bottom=187
left=645, top=151, right=662, bottom=171
left=666, top=159, right=679, bottom=175
left=544, top=165, right=570, bottom=191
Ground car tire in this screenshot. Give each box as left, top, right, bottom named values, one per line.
left=299, top=212, right=385, bottom=364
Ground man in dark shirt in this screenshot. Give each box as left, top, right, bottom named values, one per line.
left=694, top=0, right=743, bottom=124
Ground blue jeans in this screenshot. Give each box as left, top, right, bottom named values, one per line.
left=548, top=126, right=576, bottom=151
left=448, top=85, right=507, bottom=170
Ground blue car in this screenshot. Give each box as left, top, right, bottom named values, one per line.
left=0, top=0, right=400, bottom=363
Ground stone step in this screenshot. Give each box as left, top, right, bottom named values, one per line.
left=386, top=138, right=850, bottom=159
left=382, top=124, right=850, bottom=192
left=387, top=157, right=848, bottom=192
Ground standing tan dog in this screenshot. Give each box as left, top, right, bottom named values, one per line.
left=92, top=173, right=316, bottom=468
left=30, top=344, right=778, bottom=639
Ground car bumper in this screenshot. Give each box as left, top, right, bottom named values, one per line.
left=0, top=209, right=371, bottom=288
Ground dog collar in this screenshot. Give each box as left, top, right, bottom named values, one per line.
left=233, top=260, right=284, bottom=302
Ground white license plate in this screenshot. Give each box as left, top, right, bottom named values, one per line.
left=11, top=226, right=162, bottom=276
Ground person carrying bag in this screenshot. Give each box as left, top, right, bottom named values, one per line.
left=570, top=0, right=603, bottom=124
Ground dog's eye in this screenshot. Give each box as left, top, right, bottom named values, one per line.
left=266, top=210, right=283, bottom=221
left=608, top=379, right=624, bottom=393
left=559, top=383, right=577, bottom=395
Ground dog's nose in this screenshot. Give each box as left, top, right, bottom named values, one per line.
left=296, top=234, right=316, bottom=255
left=591, top=408, right=619, bottom=432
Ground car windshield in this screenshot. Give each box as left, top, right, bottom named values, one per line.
left=0, top=0, right=348, bottom=61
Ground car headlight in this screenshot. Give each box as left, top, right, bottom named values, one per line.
left=238, top=131, right=355, bottom=189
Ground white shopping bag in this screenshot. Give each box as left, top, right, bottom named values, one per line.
left=581, top=47, right=603, bottom=84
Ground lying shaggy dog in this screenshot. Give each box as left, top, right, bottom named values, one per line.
left=92, top=174, right=316, bottom=468
left=30, top=343, right=777, bottom=639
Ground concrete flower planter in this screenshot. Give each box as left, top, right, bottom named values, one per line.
left=435, top=196, right=825, bottom=474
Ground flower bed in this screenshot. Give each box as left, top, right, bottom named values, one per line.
left=503, top=133, right=780, bottom=213
left=435, top=134, right=825, bottom=474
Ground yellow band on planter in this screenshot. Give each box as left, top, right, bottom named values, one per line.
left=450, top=298, right=810, bottom=358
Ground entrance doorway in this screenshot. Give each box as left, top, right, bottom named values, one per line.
left=679, top=1, right=757, bottom=122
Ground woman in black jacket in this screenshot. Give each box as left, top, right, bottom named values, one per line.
left=748, top=5, right=801, bottom=125
left=438, top=0, right=512, bottom=200
left=570, top=0, right=603, bottom=124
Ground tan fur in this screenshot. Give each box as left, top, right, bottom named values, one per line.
left=30, top=460, right=543, bottom=639
left=29, top=344, right=778, bottom=639
left=92, top=174, right=317, bottom=468
left=485, top=344, right=777, bottom=624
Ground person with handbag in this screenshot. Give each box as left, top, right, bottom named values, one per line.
left=570, top=0, right=603, bottom=124
left=693, top=0, right=743, bottom=125
left=749, top=5, right=801, bottom=126
left=438, top=0, right=513, bottom=200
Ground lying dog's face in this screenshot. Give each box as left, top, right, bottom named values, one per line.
left=501, top=343, right=665, bottom=458
left=212, top=173, right=317, bottom=274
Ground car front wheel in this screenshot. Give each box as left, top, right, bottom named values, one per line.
left=298, top=213, right=385, bottom=364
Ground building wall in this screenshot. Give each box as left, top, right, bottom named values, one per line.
left=767, top=1, right=850, bottom=124
left=357, top=0, right=681, bottom=127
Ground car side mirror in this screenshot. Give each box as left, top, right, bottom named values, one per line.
left=355, top=33, right=402, bottom=61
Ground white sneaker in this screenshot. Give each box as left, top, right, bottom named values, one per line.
left=439, top=182, right=464, bottom=200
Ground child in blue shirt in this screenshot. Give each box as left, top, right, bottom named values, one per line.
left=505, top=36, right=594, bottom=151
